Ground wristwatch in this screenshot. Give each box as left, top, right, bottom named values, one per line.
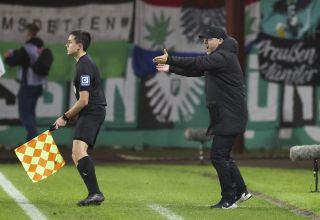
left=62, top=113, right=69, bottom=122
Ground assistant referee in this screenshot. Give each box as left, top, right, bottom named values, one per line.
left=54, top=30, right=107, bottom=206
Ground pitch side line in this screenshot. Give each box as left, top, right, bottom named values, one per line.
left=0, top=172, right=47, bottom=220
left=173, top=169, right=319, bottom=219
left=253, top=191, right=319, bottom=219
left=148, top=203, right=184, bottom=220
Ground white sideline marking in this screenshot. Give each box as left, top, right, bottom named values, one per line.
left=254, top=191, right=319, bottom=219
left=0, top=172, right=47, bottom=220
left=148, top=203, right=184, bottom=220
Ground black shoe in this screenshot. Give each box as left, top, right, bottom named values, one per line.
left=210, top=198, right=237, bottom=209
left=77, top=193, right=105, bottom=206
left=235, top=191, right=252, bottom=204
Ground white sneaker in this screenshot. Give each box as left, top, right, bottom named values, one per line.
left=235, top=191, right=252, bottom=204
left=211, top=199, right=238, bottom=209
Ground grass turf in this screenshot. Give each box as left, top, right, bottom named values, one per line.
left=0, top=164, right=314, bottom=220
left=0, top=185, right=29, bottom=219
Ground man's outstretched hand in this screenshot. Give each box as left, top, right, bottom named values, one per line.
left=156, top=64, right=170, bottom=72
left=153, top=49, right=168, bottom=64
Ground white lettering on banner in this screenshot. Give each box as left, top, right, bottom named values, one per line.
left=247, top=72, right=279, bottom=121
left=282, top=85, right=294, bottom=122
left=279, top=128, right=292, bottom=139
left=248, top=53, right=259, bottom=69
left=0, top=80, right=64, bottom=119
left=0, top=3, right=133, bottom=43
left=244, top=130, right=255, bottom=139
left=0, top=79, right=19, bottom=119
left=105, top=58, right=136, bottom=123
left=305, top=126, right=320, bottom=142
left=297, top=86, right=313, bottom=120
left=260, top=62, right=316, bottom=84
left=256, top=38, right=319, bottom=85
left=257, top=41, right=316, bottom=65
left=247, top=55, right=279, bottom=121
left=0, top=126, right=8, bottom=131
left=282, top=85, right=313, bottom=122
left=37, top=82, right=63, bottom=117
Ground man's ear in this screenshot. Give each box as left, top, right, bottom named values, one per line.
left=78, top=43, right=83, bottom=51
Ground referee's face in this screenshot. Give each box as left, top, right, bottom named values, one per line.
left=65, top=35, right=81, bottom=56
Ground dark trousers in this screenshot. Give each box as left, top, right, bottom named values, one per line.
left=210, top=134, right=246, bottom=200
left=17, top=85, right=43, bottom=141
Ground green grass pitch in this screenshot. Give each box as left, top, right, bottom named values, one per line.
left=0, top=164, right=318, bottom=220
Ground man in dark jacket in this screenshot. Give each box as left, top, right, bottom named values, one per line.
left=4, top=23, right=47, bottom=141
left=153, top=26, right=252, bottom=209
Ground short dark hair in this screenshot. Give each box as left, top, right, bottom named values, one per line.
left=25, top=23, right=40, bottom=37
left=69, top=30, right=91, bottom=51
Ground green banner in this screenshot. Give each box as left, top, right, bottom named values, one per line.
left=0, top=42, right=131, bottom=80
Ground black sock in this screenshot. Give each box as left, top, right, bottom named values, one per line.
left=77, top=156, right=101, bottom=195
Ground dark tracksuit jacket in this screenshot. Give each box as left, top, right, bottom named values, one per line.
left=4, top=37, right=45, bottom=140
left=167, top=37, right=248, bottom=135
left=5, top=37, right=44, bottom=85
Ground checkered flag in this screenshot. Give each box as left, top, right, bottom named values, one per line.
left=14, top=129, right=65, bottom=183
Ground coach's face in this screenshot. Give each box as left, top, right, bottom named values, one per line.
left=203, top=38, right=224, bottom=54
left=65, top=35, right=81, bottom=56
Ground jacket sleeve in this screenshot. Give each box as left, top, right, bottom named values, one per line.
left=4, top=47, right=29, bottom=67
left=169, top=66, right=204, bottom=77
left=167, top=52, right=227, bottom=72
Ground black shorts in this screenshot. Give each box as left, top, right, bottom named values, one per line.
left=73, top=111, right=105, bottom=149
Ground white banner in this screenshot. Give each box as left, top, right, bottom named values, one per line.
left=0, top=3, right=133, bottom=43
left=134, top=0, right=225, bottom=53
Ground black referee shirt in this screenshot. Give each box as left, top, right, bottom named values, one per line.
left=73, top=54, right=107, bottom=115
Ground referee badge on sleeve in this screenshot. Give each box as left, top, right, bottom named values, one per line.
left=80, top=75, right=90, bottom=86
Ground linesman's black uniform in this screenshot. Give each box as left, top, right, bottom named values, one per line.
left=73, top=54, right=107, bottom=148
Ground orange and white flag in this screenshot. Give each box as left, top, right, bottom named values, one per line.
left=14, top=130, right=65, bottom=183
